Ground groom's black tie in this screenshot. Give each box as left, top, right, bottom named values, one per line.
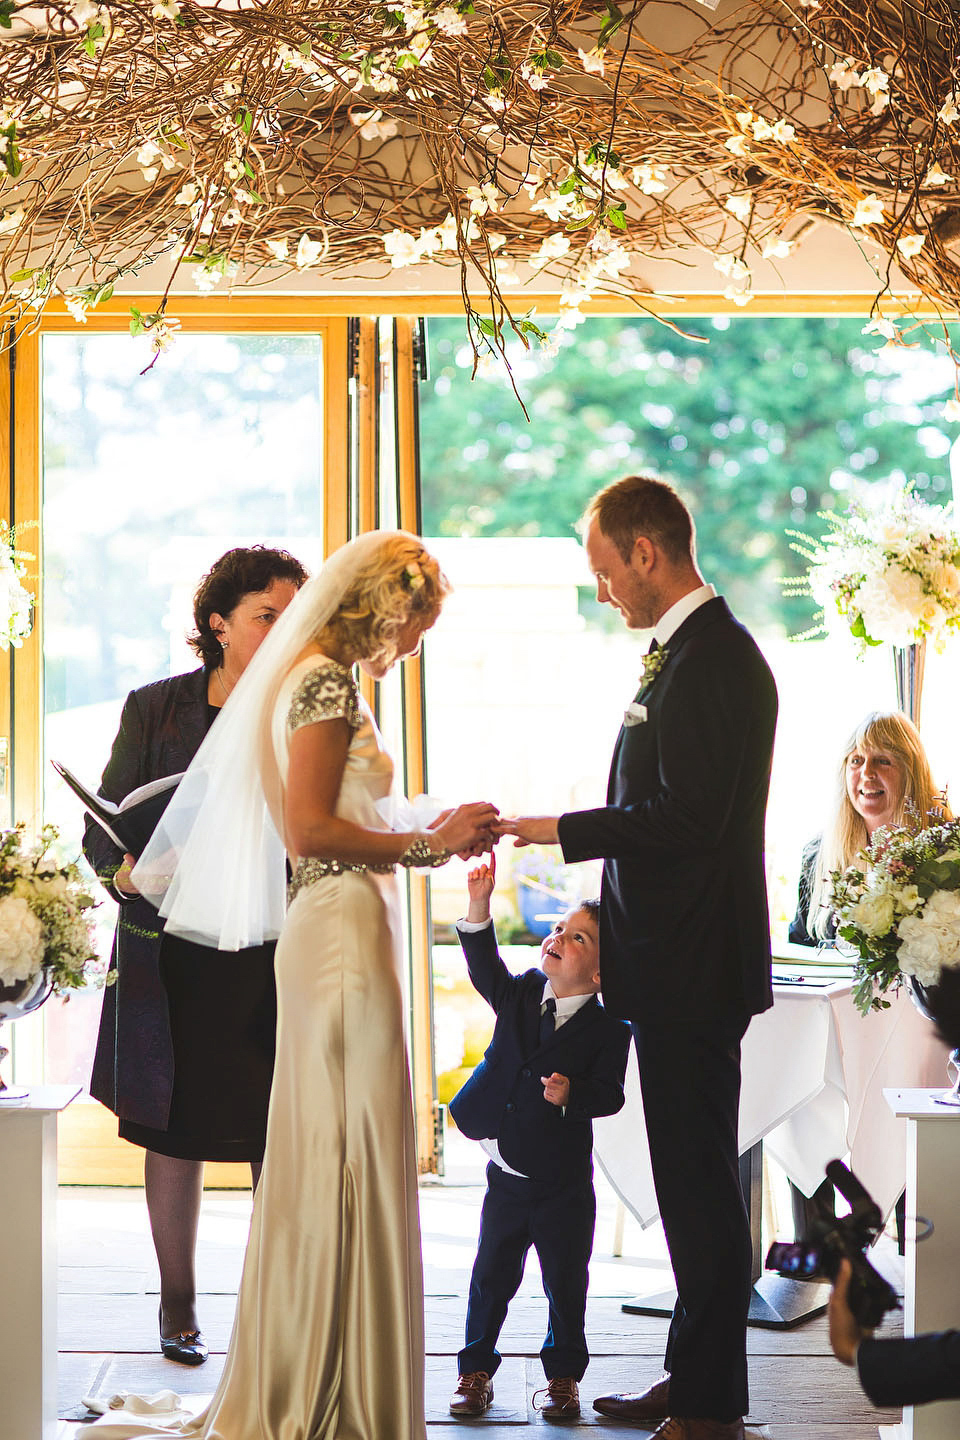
left=539, top=996, right=557, bottom=1047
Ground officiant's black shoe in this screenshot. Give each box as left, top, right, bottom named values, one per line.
left=450, top=1371, right=494, bottom=1417
left=159, top=1314, right=208, bottom=1366
left=593, top=1374, right=670, bottom=1421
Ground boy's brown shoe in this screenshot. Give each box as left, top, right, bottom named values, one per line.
left=535, top=1377, right=581, bottom=1421
left=449, top=1371, right=494, bottom=1417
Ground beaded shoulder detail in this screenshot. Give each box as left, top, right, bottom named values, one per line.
left=287, top=661, right=362, bottom=734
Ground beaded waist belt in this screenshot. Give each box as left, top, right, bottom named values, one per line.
left=288, top=855, right=395, bottom=902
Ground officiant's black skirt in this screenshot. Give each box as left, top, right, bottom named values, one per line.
left=118, top=933, right=277, bottom=1162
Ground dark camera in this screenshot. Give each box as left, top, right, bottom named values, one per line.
left=764, top=1159, right=901, bottom=1329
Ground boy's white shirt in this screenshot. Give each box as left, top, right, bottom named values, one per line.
left=455, top=917, right=595, bottom=1176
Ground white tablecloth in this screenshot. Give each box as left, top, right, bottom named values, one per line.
left=594, top=971, right=949, bottom=1227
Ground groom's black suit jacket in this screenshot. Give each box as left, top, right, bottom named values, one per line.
left=558, top=596, right=778, bottom=1026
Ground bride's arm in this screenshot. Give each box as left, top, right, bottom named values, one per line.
left=285, top=718, right=497, bottom=863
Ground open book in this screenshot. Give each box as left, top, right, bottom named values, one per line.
left=52, top=760, right=184, bottom=856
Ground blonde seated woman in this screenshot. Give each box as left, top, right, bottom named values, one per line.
left=788, top=709, right=951, bottom=1240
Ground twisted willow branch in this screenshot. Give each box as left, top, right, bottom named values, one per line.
left=0, top=0, right=955, bottom=369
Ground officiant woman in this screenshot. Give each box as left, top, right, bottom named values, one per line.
left=85, top=544, right=307, bottom=1364
left=788, top=708, right=950, bottom=1237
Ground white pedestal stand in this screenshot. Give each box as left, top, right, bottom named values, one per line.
left=0, top=1084, right=81, bottom=1440
left=881, top=1089, right=960, bottom=1440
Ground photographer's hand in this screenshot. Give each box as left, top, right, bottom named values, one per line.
left=828, top=1258, right=873, bottom=1366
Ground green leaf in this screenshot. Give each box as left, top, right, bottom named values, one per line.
left=93, top=282, right=114, bottom=305
left=128, top=307, right=145, bottom=337
left=544, top=49, right=563, bottom=68
left=243, top=159, right=255, bottom=180
left=557, top=173, right=579, bottom=195
left=9, top=268, right=33, bottom=282
left=4, top=140, right=20, bottom=179
left=0, top=1, right=16, bottom=29
left=606, top=203, right=627, bottom=230
left=236, top=108, right=253, bottom=135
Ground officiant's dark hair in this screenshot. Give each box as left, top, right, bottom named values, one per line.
left=189, top=546, right=308, bottom=668
left=583, top=475, right=696, bottom=566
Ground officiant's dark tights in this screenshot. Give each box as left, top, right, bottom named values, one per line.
left=146, top=1152, right=262, bottom=1337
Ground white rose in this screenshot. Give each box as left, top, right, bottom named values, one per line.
left=853, top=563, right=926, bottom=645
left=0, top=894, right=45, bottom=986
left=851, top=890, right=895, bottom=937
left=933, top=563, right=960, bottom=600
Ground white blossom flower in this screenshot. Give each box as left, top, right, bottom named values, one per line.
left=520, top=62, right=549, bottom=91
left=382, top=228, right=422, bottom=267
left=437, top=213, right=459, bottom=250
left=862, top=315, right=897, bottom=340
left=483, top=90, right=506, bottom=112
left=136, top=140, right=162, bottom=169
left=724, top=135, right=750, bottom=157
left=486, top=231, right=507, bottom=252
left=851, top=193, right=885, bottom=227
left=761, top=236, right=793, bottom=260
left=68, top=0, right=99, bottom=25
left=797, top=0, right=820, bottom=9
left=62, top=292, right=88, bottom=324
left=714, top=254, right=750, bottom=280
left=593, top=243, right=631, bottom=278
left=772, top=119, right=796, bottom=145
left=828, top=59, right=861, bottom=93
left=735, top=110, right=755, bottom=131
left=264, top=238, right=289, bottom=261
left=223, top=157, right=245, bottom=182
left=352, top=108, right=398, bottom=142
left=295, top=233, right=325, bottom=268
left=434, top=7, right=468, bottom=37
left=750, top=117, right=775, bottom=141
left=529, top=232, right=571, bottom=268
left=466, top=182, right=500, bottom=215
left=369, top=70, right=400, bottom=95
left=578, top=47, right=605, bottom=76
left=945, top=397, right=960, bottom=423
left=632, top=162, right=669, bottom=195
left=531, top=190, right=572, bottom=222
left=923, top=164, right=952, bottom=187
left=896, top=233, right=925, bottom=258
left=220, top=207, right=243, bottom=228
left=725, top=192, right=753, bottom=223
left=174, top=182, right=199, bottom=207
left=416, top=225, right=443, bottom=256
left=860, top=68, right=890, bottom=99
left=151, top=0, right=181, bottom=18
left=939, top=92, right=960, bottom=126
left=724, top=285, right=753, bottom=306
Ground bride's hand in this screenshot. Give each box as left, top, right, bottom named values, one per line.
left=431, top=802, right=499, bottom=856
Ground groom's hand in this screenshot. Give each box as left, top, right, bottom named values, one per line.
left=495, top=815, right=560, bottom=847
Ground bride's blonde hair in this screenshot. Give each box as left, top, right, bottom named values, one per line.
left=319, top=533, right=450, bottom=663
left=809, top=710, right=950, bottom=938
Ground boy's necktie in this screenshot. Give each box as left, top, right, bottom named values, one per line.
left=539, top=996, right=557, bottom=1047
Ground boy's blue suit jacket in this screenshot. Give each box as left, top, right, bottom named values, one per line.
left=449, top=923, right=631, bottom=1183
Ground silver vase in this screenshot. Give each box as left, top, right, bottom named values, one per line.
left=0, top=969, right=54, bottom=1103
left=892, top=639, right=926, bottom=728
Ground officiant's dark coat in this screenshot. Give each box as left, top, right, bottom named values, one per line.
left=558, top=595, right=777, bottom=1422
left=86, top=668, right=277, bottom=1147
left=85, top=669, right=211, bottom=1128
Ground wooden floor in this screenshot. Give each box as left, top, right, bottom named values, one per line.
left=55, top=1146, right=898, bottom=1438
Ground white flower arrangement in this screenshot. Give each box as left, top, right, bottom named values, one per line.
left=0, top=824, right=102, bottom=995
left=831, top=817, right=960, bottom=1014
left=788, top=483, right=960, bottom=652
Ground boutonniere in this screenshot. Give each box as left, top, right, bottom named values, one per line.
left=639, top=646, right=669, bottom=689
left=623, top=702, right=648, bottom=727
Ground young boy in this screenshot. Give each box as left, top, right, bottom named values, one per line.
left=448, top=855, right=631, bottom=1422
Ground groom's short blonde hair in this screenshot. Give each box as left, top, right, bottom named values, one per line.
left=583, top=475, right=696, bottom=566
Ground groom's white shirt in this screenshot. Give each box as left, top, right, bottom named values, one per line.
left=652, top=583, right=716, bottom=648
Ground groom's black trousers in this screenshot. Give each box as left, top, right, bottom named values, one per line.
left=632, top=1014, right=752, bottom=1422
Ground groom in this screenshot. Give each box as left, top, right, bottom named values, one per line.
left=499, top=474, right=778, bottom=1440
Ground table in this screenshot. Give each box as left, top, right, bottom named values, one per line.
left=0, top=1084, right=81, bottom=1440
left=882, top=1089, right=960, bottom=1440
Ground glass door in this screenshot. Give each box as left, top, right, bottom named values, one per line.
left=7, top=316, right=347, bottom=1182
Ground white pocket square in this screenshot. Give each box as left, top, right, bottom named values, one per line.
left=623, top=702, right=648, bottom=726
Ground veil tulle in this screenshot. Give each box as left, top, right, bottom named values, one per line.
left=132, top=530, right=410, bottom=950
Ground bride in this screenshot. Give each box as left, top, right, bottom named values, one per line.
left=80, top=531, right=498, bottom=1440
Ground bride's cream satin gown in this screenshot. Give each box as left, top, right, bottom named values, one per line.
left=80, top=657, right=426, bottom=1440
